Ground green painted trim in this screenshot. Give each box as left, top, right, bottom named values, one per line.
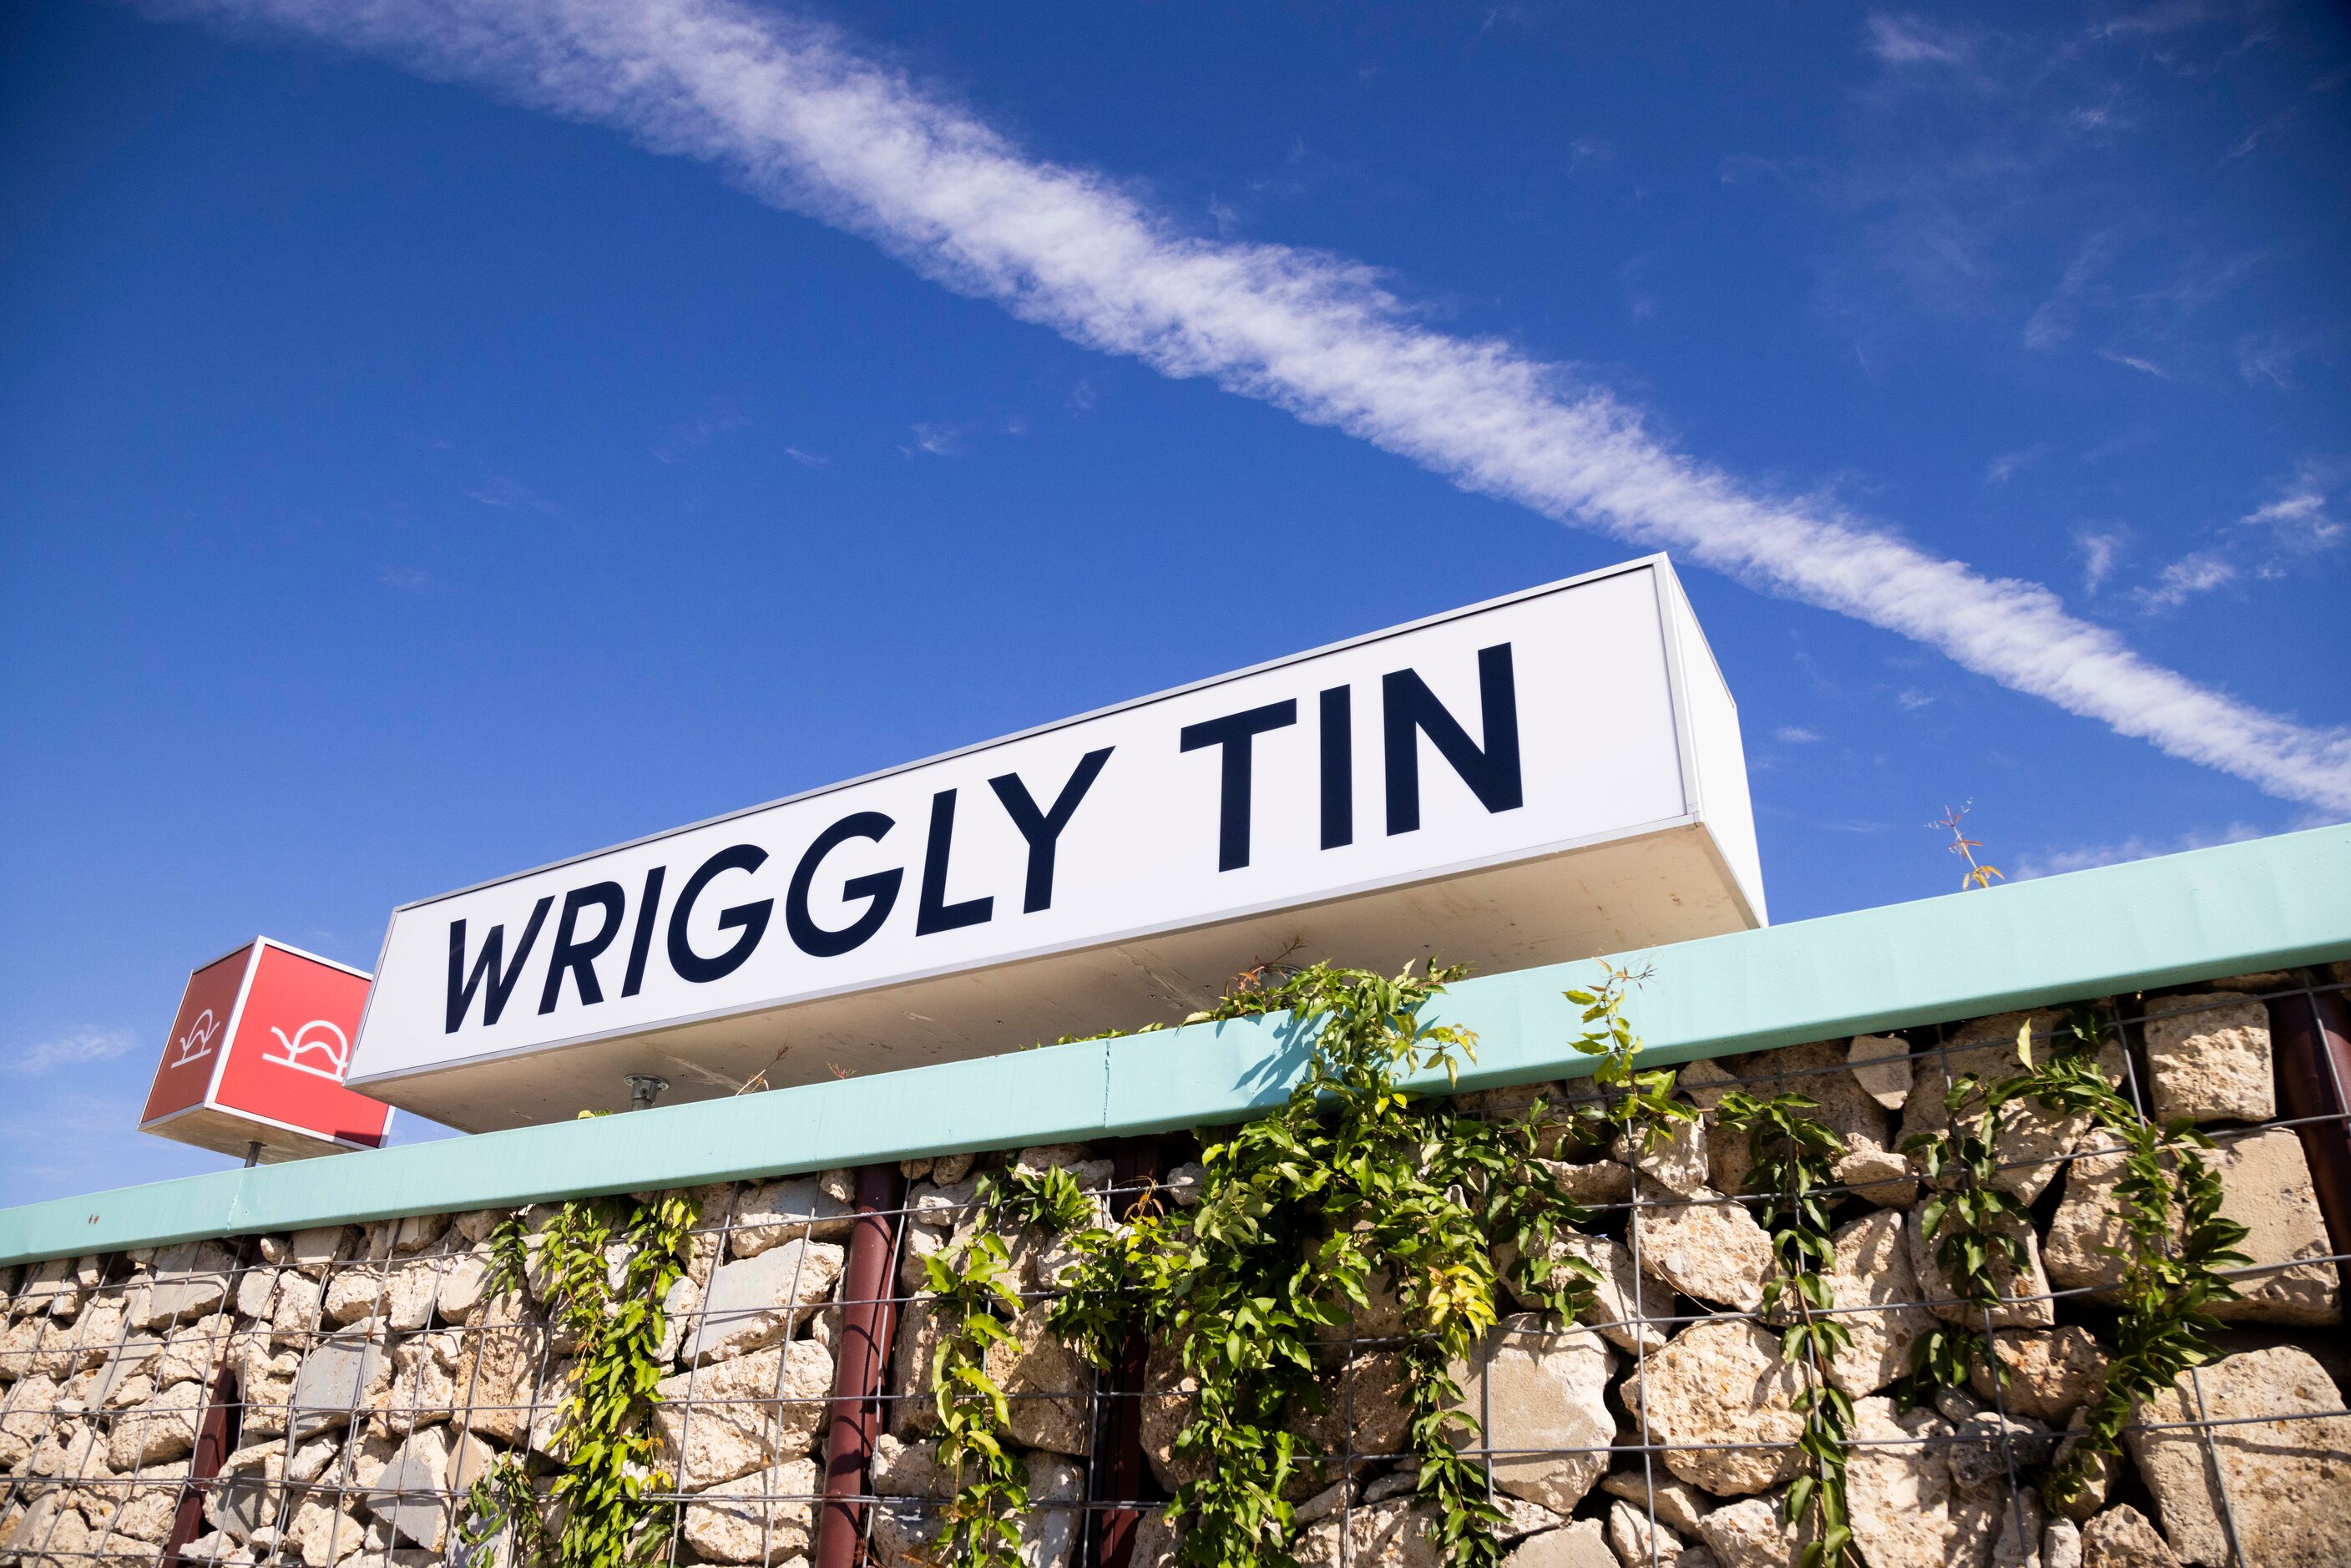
left=6, top=826, right=2348, bottom=1267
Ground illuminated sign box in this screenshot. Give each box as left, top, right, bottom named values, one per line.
left=350, top=556, right=1764, bottom=1130
left=141, top=938, right=395, bottom=1160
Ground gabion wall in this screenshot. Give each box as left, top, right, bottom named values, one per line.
left=3, top=964, right=2347, bottom=1568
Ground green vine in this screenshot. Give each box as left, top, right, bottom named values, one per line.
left=919, top=1165, right=1098, bottom=1567
left=1892, top=1007, right=2251, bottom=1510
left=1037, top=960, right=1600, bottom=1568
left=462, top=1189, right=700, bottom=1568
left=1716, top=1091, right=1855, bottom=1568
left=2016, top=1010, right=2250, bottom=1511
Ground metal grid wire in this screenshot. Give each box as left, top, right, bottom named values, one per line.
left=2, top=969, right=2346, bottom=1568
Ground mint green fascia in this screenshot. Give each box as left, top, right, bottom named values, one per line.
left=5, top=824, right=2348, bottom=1267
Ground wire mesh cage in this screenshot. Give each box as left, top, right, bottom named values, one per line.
left=3, top=965, right=2347, bottom=1568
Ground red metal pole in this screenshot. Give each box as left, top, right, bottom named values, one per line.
left=2272, top=983, right=2351, bottom=1298
left=812, top=1162, right=906, bottom=1568
left=161, top=1363, right=239, bottom=1564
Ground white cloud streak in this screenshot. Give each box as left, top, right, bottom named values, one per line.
left=14, top=1027, right=136, bottom=1074
left=156, top=0, right=2351, bottom=814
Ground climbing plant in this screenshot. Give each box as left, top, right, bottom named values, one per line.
left=461, top=1185, right=700, bottom=1568
left=920, top=1164, right=1097, bottom=1568
left=1716, top=1091, right=1855, bottom=1568
left=1011, top=960, right=1605, bottom=1568
left=1891, top=1006, right=2251, bottom=1510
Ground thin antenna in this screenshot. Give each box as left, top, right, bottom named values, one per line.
left=1929, top=802, right=2004, bottom=890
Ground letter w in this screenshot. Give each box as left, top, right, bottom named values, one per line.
left=445, top=898, right=554, bottom=1033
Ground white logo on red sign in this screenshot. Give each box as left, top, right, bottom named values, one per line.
left=170, top=1009, right=221, bottom=1068
left=264, top=1019, right=351, bottom=1082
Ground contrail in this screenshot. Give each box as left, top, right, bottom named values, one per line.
left=159, top=0, right=2351, bottom=812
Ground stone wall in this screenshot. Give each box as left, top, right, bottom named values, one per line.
left=3, top=969, right=2347, bottom=1568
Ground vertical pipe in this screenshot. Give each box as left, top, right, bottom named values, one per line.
left=813, top=1162, right=906, bottom=1568
left=2272, top=983, right=2351, bottom=1297
left=161, top=1364, right=239, bottom=1564
left=1092, top=1136, right=1161, bottom=1568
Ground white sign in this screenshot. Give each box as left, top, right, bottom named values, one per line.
left=350, top=557, right=1763, bottom=1127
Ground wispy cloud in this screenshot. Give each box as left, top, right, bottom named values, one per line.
left=2239, top=462, right=2343, bottom=549
left=784, top=445, right=829, bottom=467
left=2135, top=549, right=2237, bottom=609
left=1984, top=443, right=2055, bottom=483
left=377, top=564, right=439, bottom=591
left=2096, top=347, right=2168, bottom=378
left=2075, top=529, right=2126, bottom=594
left=1865, top=13, right=1975, bottom=68
left=2011, top=821, right=2263, bottom=880
left=14, top=1027, right=135, bottom=1075
left=651, top=405, right=751, bottom=463
left=2022, top=232, right=2118, bottom=351
left=467, top=475, right=560, bottom=513
left=155, top=0, right=2351, bottom=814
left=1775, top=725, right=1823, bottom=744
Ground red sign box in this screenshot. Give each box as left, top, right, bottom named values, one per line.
left=139, top=938, right=394, bottom=1161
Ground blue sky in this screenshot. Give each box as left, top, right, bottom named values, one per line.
left=3, top=0, right=2347, bottom=1205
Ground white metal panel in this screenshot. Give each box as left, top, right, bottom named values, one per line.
left=349, top=557, right=1763, bottom=1124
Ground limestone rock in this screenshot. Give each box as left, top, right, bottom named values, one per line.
left=113, top=1460, right=192, bottom=1543
left=870, top=1433, right=950, bottom=1499
left=384, top=1333, right=459, bottom=1434
left=209, top=1442, right=291, bottom=1542
left=134, top=1242, right=238, bottom=1329
left=1902, top=1012, right=2119, bottom=1203
left=2207, top=1130, right=2338, bottom=1325
left=109, top=1379, right=205, bottom=1469
left=446, top=1309, right=547, bottom=1445
left=1847, top=1036, right=1913, bottom=1110
left=907, top=1180, right=980, bottom=1230
left=731, top=1177, right=857, bottom=1257
left=1845, top=1395, right=2035, bottom=1568
left=288, top=1331, right=389, bottom=1439
left=654, top=1339, right=833, bottom=1488
left=2140, top=994, right=2273, bottom=1125
left=2043, top=1519, right=2082, bottom=1568
left=1632, top=1191, right=1775, bottom=1312
left=1621, top=1320, right=1807, bottom=1496
left=1140, top=1336, right=1206, bottom=1491
left=1907, top=1205, right=2054, bottom=1329
left=983, top=1306, right=1092, bottom=1457
left=680, top=1457, right=817, bottom=1564
left=1695, top=1496, right=1801, bottom=1568
left=1, top=1373, right=61, bottom=1468
left=1295, top=1498, right=1441, bottom=1568
left=2046, top=1132, right=2338, bottom=1324
left=432, top=1252, right=494, bottom=1324
left=1501, top=1232, right=1671, bottom=1355
left=1608, top=1498, right=1691, bottom=1565
left=1834, top=1146, right=1920, bottom=1210
left=1968, top=1329, right=2108, bottom=1424
left=689, top=1242, right=845, bottom=1364
left=886, top=1295, right=946, bottom=1438
left=2124, top=1345, right=2351, bottom=1567
left=2079, top=1506, right=2179, bottom=1568
left=1021, top=1450, right=1084, bottom=1568
left=1446, top=1315, right=1615, bottom=1515
left=1290, top=1348, right=1412, bottom=1490
left=1620, top=1115, right=1711, bottom=1197
left=287, top=1227, right=356, bottom=1268
left=1544, top=1158, right=1636, bottom=1207
left=1821, top=1211, right=1937, bottom=1399
left=360, top=1426, right=460, bottom=1550
left=154, top=1313, right=233, bottom=1388
left=1503, top=1520, right=1615, bottom=1568
left=1677, top=1059, right=1741, bottom=1112
left=1600, top=1467, right=1712, bottom=1537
